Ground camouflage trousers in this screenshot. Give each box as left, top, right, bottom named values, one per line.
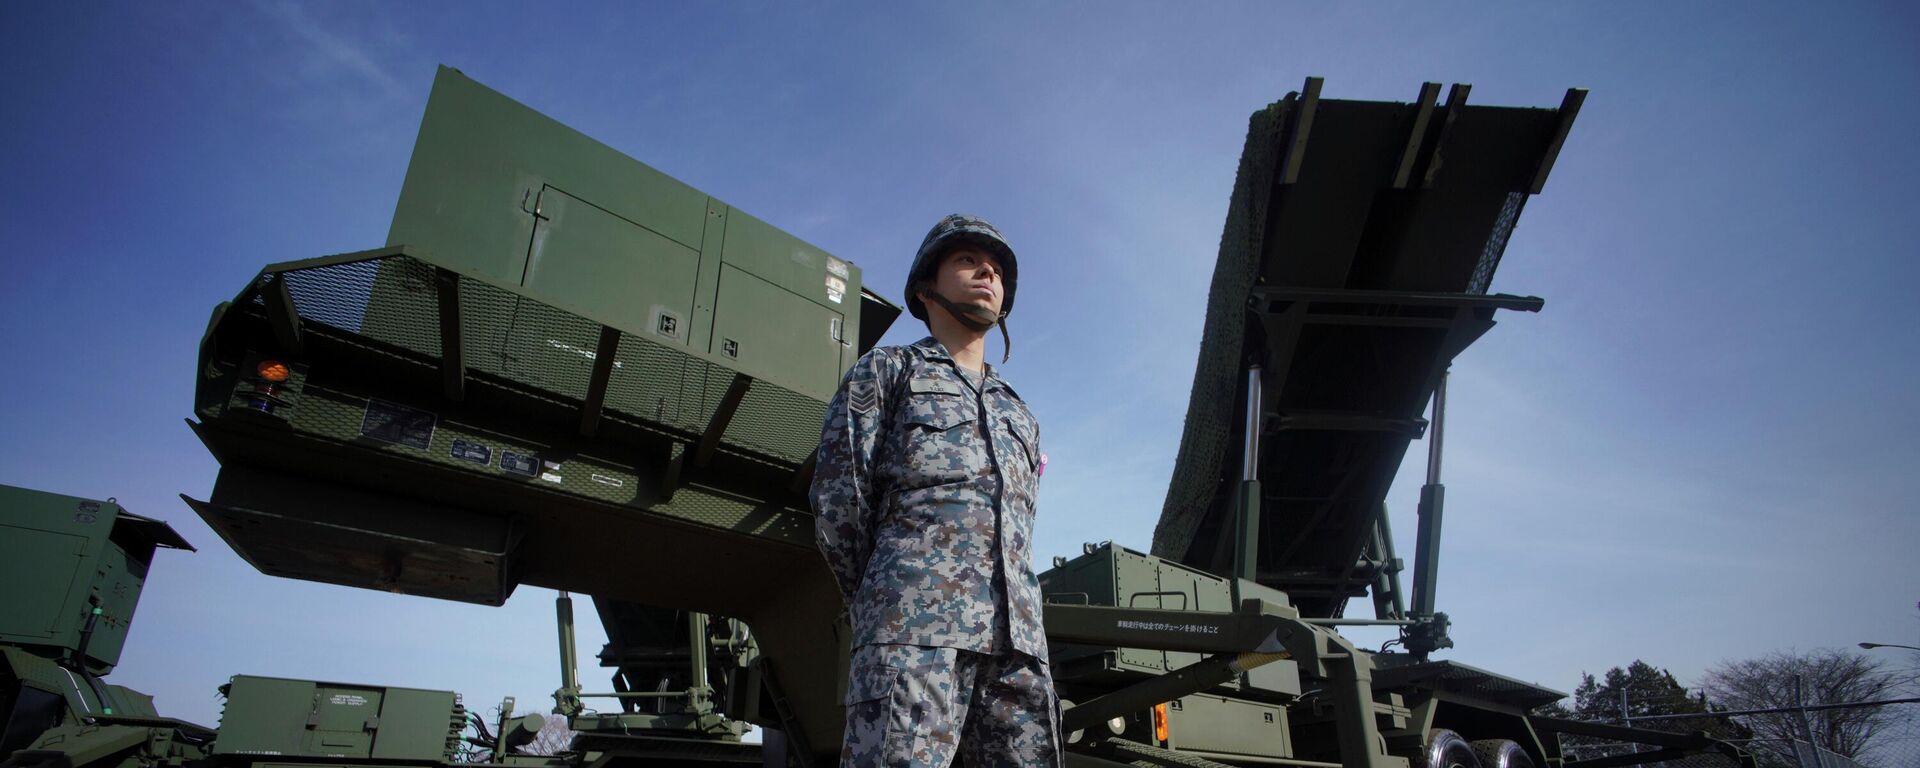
left=841, top=643, right=1061, bottom=767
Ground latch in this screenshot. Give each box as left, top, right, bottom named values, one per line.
left=519, top=189, right=550, bottom=221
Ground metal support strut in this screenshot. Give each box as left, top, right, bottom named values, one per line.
left=553, top=591, right=583, bottom=715
left=1231, top=366, right=1265, bottom=606
left=1405, top=372, right=1453, bottom=658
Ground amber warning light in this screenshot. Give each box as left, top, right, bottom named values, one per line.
left=243, top=359, right=295, bottom=415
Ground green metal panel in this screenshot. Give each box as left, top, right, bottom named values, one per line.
left=718, top=207, right=859, bottom=316
left=1039, top=543, right=1302, bottom=702
left=101, top=683, right=158, bottom=719
left=83, top=544, right=138, bottom=671
left=215, top=676, right=320, bottom=758
left=370, top=686, right=465, bottom=761
left=524, top=185, right=702, bottom=346
left=188, top=464, right=519, bottom=606
left=1112, top=546, right=1171, bottom=672
left=382, top=67, right=862, bottom=402
left=0, top=646, right=161, bottom=728
left=387, top=67, right=709, bottom=290
left=714, top=208, right=862, bottom=393
left=711, top=265, right=846, bottom=395
left=1154, top=555, right=1234, bottom=675
left=1153, top=557, right=1235, bottom=613
left=685, top=201, right=731, bottom=365
left=1036, top=544, right=1119, bottom=673
left=311, top=684, right=381, bottom=755
left=1038, top=544, right=1204, bottom=675
left=261, top=250, right=837, bottom=473
left=0, top=487, right=109, bottom=654
left=216, top=676, right=460, bottom=762
left=1, top=646, right=95, bottom=725
left=23, top=723, right=153, bottom=767
left=1165, top=694, right=1291, bottom=758
left=0, top=525, right=87, bottom=642
left=0, top=485, right=188, bottom=673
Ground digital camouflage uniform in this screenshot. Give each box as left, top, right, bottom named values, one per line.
left=812, top=336, right=1061, bottom=767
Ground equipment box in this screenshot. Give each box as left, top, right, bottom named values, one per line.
left=214, top=676, right=463, bottom=763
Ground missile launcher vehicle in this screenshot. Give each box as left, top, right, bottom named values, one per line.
left=4, top=67, right=1759, bottom=768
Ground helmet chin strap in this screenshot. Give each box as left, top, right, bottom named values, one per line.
left=922, top=288, right=1012, bottom=363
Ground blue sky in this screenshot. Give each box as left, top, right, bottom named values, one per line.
left=2, top=3, right=1916, bottom=729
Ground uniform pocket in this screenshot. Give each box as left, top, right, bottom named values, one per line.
left=842, top=660, right=920, bottom=766
left=897, top=378, right=979, bottom=489
left=905, top=378, right=973, bottom=431
left=1006, top=416, right=1039, bottom=471
left=844, top=662, right=901, bottom=706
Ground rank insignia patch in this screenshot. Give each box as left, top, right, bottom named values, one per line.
left=847, top=381, right=878, bottom=414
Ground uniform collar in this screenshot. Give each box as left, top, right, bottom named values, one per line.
left=911, top=336, right=1008, bottom=392
left=911, top=335, right=953, bottom=362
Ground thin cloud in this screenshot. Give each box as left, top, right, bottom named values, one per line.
left=250, top=0, right=408, bottom=103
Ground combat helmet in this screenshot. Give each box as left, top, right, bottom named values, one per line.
left=906, top=214, right=1019, bottom=360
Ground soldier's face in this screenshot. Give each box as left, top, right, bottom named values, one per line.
left=927, top=247, right=1004, bottom=316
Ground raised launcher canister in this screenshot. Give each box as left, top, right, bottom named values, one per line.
left=183, top=67, right=898, bottom=759
left=1034, top=79, right=1599, bottom=768
left=1063, top=79, right=1735, bottom=768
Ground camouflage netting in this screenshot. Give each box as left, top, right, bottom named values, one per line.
left=1150, top=96, right=1293, bottom=562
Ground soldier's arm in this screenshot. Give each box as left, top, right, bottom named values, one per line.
left=810, top=348, right=898, bottom=606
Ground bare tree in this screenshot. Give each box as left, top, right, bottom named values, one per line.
left=1702, top=649, right=1906, bottom=765
left=518, top=714, right=578, bottom=756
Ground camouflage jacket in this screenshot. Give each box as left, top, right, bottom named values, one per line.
left=811, top=336, right=1048, bottom=660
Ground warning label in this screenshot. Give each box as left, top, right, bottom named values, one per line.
left=361, top=400, right=435, bottom=450
left=501, top=451, right=539, bottom=478
left=451, top=439, right=492, bottom=466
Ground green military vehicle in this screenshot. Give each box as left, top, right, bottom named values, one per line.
left=1, top=485, right=207, bottom=768
left=3, top=68, right=1756, bottom=768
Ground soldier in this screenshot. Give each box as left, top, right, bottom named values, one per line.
left=812, top=214, right=1060, bottom=767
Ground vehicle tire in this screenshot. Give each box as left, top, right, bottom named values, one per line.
left=1471, top=739, right=1536, bottom=768
left=1412, top=729, right=1483, bottom=768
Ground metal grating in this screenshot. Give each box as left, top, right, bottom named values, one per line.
left=605, top=332, right=694, bottom=432
left=486, top=288, right=602, bottom=402
left=1153, top=98, right=1290, bottom=564
left=1468, top=191, right=1527, bottom=294
left=284, top=259, right=382, bottom=334
left=355, top=257, right=443, bottom=358
left=724, top=379, right=827, bottom=463
left=263, top=253, right=826, bottom=469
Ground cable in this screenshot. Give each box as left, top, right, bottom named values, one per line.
left=468, top=712, right=497, bottom=745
